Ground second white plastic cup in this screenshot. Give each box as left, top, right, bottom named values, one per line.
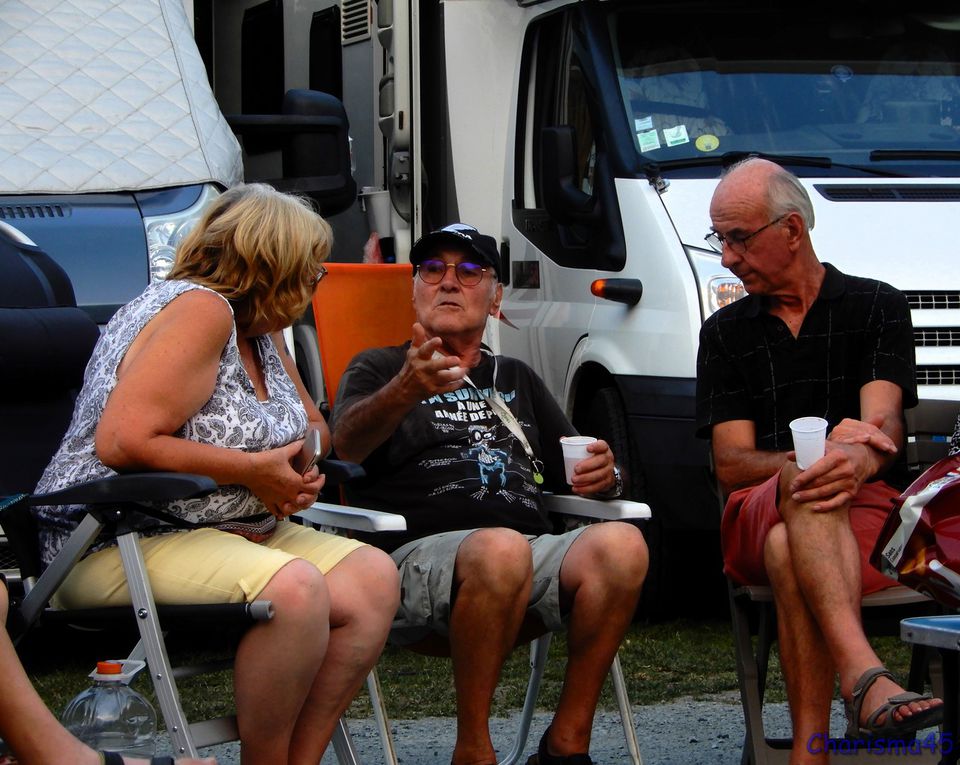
left=560, top=436, right=598, bottom=484
left=789, top=416, right=828, bottom=470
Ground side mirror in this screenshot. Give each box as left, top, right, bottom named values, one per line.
left=226, top=89, right=357, bottom=216
left=281, top=90, right=356, bottom=215
left=540, top=126, right=596, bottom=225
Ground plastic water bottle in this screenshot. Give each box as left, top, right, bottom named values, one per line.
left=60, top=660, right=157, bottom=757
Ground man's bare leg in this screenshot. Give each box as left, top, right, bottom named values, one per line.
left=777, top=465, right=940, bottom=732
left=449, top=529, right=534, bottom=765
left=764, top=522, right=835, bottom=763
left=545, top=522, right=647, bottom=757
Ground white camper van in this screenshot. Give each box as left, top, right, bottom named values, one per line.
left=0, top=0, right=354, bottom=325
left=0, top=0, right=243, bottom=323
left=199, top=0, right=960, bottom=609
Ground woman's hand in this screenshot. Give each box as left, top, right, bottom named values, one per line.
left=249, top=441, right=326, bottom=519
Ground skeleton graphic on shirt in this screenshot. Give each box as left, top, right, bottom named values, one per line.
left=466, top=425, right=510, bottom=499
left=423, top=386, right=540, bottom=508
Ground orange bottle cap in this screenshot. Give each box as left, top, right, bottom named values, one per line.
left=96, top=661, right=123, bottom=674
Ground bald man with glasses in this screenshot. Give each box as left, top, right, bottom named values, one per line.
left=696, top=157, right=942, bottom=761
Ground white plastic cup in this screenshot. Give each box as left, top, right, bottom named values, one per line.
left=789, top=416, right=828, bottom=470
left=560, top=436, right=598, bottom=484
left=359, top=187, right=392, bottom=237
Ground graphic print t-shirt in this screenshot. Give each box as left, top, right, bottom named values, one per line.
left=334, top=344, right=576, bottom=551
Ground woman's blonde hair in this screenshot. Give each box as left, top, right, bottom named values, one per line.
left=168, top=183, right=333, bottom=330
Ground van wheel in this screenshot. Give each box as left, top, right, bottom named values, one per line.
left=573, top=386, right=666, bottom=620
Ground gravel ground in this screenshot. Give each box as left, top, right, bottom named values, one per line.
left=157, top=693, right=854, bottom=764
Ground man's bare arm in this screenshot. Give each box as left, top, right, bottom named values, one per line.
left=332, top=322, right=465, bottom=463
left=712, top=419, right=790, bottom=496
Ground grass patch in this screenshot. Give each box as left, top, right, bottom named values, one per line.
left=20, top=617, right=917, bottom=724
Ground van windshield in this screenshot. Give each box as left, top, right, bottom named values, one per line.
left=609, top=5, right=960, bottom=177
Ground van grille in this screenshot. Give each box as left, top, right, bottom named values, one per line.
left=815, top=185, right=960, bottom=202
left=904, top=291, right=960, bottom=310
left=917, top=366, right=960, bottom=386
left=0, top=204, right=67, bottom=220
left=916, top=328, right=960, bottom=347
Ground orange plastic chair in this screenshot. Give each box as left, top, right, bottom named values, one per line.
left=311, top=262, right=416, bottom=407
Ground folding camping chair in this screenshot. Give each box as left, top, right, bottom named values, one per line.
left=311, top=262, right=651, bottom=765
left=0, top=221, right=405, bottom=762
left=904, top=400, right=959, bottom=481
left=729, top=582, right=938, bottom=765
left=725, top=403, right=954, bottom=765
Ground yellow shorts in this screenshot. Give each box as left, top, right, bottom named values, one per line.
left=53, top=520, right=366, bottom=609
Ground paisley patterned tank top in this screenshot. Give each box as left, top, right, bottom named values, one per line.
left=34, top=279, right=309, bottom=566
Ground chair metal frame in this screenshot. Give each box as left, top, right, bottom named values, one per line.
left=3, top=483, right=410, bottom=760
left=730, top=581, right=940, bottom=765
left=311, top=495, right=650, bottom=765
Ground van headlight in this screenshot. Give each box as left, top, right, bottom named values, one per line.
left=687, top=246, right=745, bottom=321
left=143, top=185, right=220, bottom=282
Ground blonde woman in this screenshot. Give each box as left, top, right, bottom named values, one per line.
left=33, top=184, right=399, bottom=764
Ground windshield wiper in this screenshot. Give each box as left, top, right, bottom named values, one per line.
left=643, top=151, right=903, bottom=185
left=645, top=151, right=828, bottom=173
left=870, top=149, right=960, bottom=162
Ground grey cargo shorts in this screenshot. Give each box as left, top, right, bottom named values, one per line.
left=387, top=525, right=590, bottom=646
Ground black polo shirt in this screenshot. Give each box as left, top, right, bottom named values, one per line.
left=695, top=263, right=917, bottom=453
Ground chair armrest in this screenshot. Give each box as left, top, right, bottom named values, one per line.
left=542, top=494, right=651, bottom=521
left=30, top=473, right=217, bottom=507
left=295, top=501, right=407, bottom=532
left=316, top=459, right=365, bottom=485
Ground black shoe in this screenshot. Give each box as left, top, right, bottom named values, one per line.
left=526, top=727, right=594, bottom=765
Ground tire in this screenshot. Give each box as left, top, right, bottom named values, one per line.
left=573, top=385, right=668, bottom=620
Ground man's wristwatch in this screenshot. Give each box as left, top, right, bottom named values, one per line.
left=598, top=465, right=623, bottom=499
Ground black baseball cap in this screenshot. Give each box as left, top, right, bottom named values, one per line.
left=410, top=223, right=502, bottom=281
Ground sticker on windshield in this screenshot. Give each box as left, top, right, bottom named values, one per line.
left=695, top=134, right=720, bottom=152
left=637, top=129, right=661, bottom=153
left=635, top=115, right=654, bottom=131
left=663, top=124, right=690, bottom=147
left=831, top=64, right=853, bottom=82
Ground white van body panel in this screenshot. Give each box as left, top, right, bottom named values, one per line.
left=500, top=177, right=707, bottom=395
left=665, top=178, right=960, bottom=293
left=0, top=0, right=242, bottom=194
left=660, top=177, right=960, bottom=403
left=442, top=0, right=531, bottom=241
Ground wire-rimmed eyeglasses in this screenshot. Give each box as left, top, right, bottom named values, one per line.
left=704, top=215, right=786, bottom=255
left=416, top=259, right=489, bottom=287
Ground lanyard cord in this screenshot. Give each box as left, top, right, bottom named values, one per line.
left=462, top=351, right=545, bottom=485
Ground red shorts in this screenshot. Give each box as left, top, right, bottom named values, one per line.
left=721, top=472, right=900, bottom=595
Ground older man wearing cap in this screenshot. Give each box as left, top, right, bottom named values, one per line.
left=332, top=223, right=647, bottom=765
